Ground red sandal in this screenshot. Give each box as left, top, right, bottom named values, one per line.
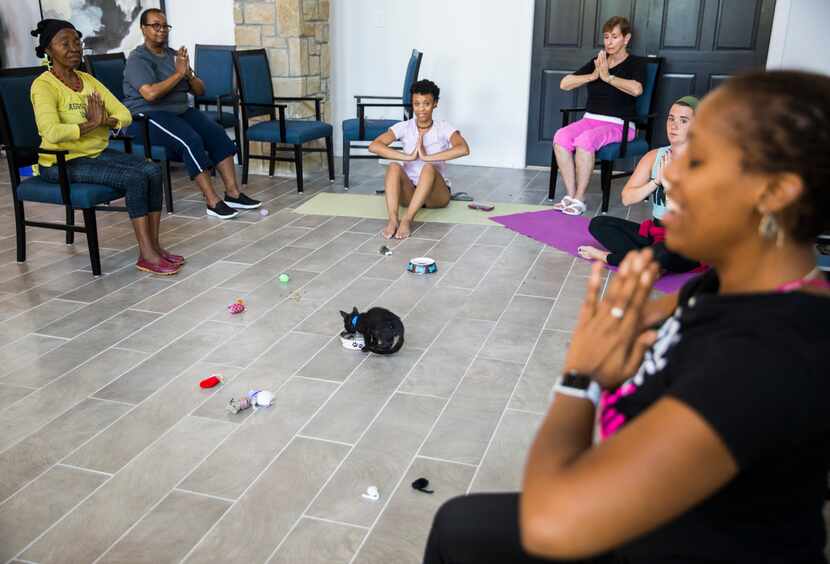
left=136, top=257, right=180, bottom=275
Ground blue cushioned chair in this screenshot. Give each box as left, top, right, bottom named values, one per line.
left=341, top=49, right=422, bottom=189
left=0, top=66, right=130, bottom=276
left=232, top=48, right=334, bottom=193
left=194, top=44, right=242, bottom=163
left=84, top=52, right=175, bottom=213
left=548, top=57, right=663, bottom=212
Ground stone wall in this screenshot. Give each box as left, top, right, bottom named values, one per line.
left=234, top=0, right=330, bottom=175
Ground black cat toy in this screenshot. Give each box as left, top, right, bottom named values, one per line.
left=340, top=307, right=404, bottom=355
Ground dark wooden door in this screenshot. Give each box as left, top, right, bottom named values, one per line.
left=525, top=0, right=776, bottom=165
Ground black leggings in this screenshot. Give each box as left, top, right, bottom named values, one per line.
left=423, top=493, right=622, bottom=564
left=588, top=215, right=699, bottom=273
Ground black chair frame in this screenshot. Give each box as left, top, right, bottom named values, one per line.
left=84, top=52, right=175, bottom=214
left=548, top=58, right=663, bottom=212
left=0, top=67, right=130, bottom=276
left=233, top=49, right=334, bottom=193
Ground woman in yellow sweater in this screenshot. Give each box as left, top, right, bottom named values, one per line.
left=30, top=19, right=182, bottom=275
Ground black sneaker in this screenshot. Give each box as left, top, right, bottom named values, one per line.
left=206, top=200, right=239, bottom=219
left=224, top=192, right=262, bottom=209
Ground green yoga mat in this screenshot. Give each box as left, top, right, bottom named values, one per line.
left=292, top=193, right=551, bottom=225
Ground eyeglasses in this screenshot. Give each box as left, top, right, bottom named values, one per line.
left=143, top=23, right=172, bottom=32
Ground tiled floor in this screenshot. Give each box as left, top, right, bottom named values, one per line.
left=0, top=155, right=646, bottom=564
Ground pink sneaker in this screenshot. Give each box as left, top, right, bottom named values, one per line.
left=136, top=257, right=180, bottom=275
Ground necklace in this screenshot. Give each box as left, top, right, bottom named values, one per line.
left=51, top=68, right=83, bottom=92
left=777, top=267, right=830, bottom=293
left=416, top=121, right=433, bottom=130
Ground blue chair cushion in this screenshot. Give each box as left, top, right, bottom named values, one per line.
left=18, top=177, right=122, bottom=208
left=342, top=118, right=397, bottom=142
left=247, top=119, right=333, bottom=144
left=596, top=137, right=650, bottom=162
left=109, top=139, right=168, bottom=161
left=202, top=110, right=237, bottom=128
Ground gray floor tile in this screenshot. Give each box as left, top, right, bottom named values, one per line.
left=0, top=333, right=68, bottom=379
left=479, top=295, right=554, bottom=364
left=182, top=437, right=349, bottom=563
left=438, top=244, right=505, bottom=290
left=297, top=337, right=369, bottom=382
left=224, top=225, right=311, bottom=264
left=420, top=358, right=524, bottom=465
left=545, top=275, right=586, bottom=332
left=67, top=363, right=243, bottom=474
left=192, top=331, right=331, bottom=422
left=517, top=249, right=572, bottom=298
left=301, top=346, right=425, bottom=444
left=293, top=232, right=373, bottom=273
left=296, top=276, right=390, bottom=335
left=21, top=416, right=235, bottom=564
left=307, top=393, right=445, bottom=526
left=132, top=261, right=248, bottom=313
left=267, top=518, right=366, bottom=564
left=477, top=225, right=517, bottom=246
left=352, top=458, right=475, bottom=564
left=0, top=298, right=84, bottom=348
left=219, top=245, right=316, bottom=292
left=399, top=318, right=494, bottom=398
left=181, top=377, right=337, bottom=499
left=205, top=297, right=322, bottom=368
left=94, top=321, right=239, bottom=405
left=0, top=309, right=158, bottom=388
left=0, top=465, right=108, bottom=563
left=38, top=277, right=172, bottom=339
left=510, top=330, right=569, bottom=413
left=0, top=348, right=148, bottom=454
left=0, top=382, right=35, bottom=411
left=97, top=490, right=231, bottom=564
left=471, top=409, right=543, bottom=492
left=0, top=398, right=130, bottom=502
left=427, top=224, right=487, bottom=262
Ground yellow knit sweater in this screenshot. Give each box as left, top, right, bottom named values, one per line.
left=30, top=70, right=132, bottom=168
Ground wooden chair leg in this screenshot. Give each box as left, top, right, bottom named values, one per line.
left=14, top=199, right=25, bottom=263
left=294, top=144, right=304, bottom=193
left=65, top=205, right=75, bottom=244
left=242, top=138, right=250, bottom=185
left=548, top=145, right=559, bottom=201
left=163, top=159, right=174, bottom=214
left=269, top=143, right=277, bottom=177
left=343, top=142, right=351, bottom=189
left=82, top=208, right=102, bottom=276
left=600, top=160, right=613, bottom=213
left=325, top=136, right=335, bottom=182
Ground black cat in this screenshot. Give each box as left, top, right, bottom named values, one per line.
left=340, top=306, right=404, bottom=354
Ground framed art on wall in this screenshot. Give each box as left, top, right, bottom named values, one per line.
left=38, top=0, right=167, bottom=55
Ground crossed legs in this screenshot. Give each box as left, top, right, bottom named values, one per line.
left=383, top=163, right=451, bottom=239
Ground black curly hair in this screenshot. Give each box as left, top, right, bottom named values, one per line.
left=411, top=79, right=440, bottom=102
left=717, top=70, right=830, bottom=243
left=140, top=8, right=165, bottom=26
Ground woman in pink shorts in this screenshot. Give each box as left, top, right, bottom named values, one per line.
left=552, top=16, right=646, bottom=216
left=369, top=79, right=470, bottom=239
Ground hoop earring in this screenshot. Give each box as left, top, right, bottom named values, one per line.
left=758, top=213, right=785, bottom=248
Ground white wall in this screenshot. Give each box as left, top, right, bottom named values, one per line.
left=767, top=0, right=830, bottom=75
left=167, top=0, right=235, bottom=61
left=331, top=0, right=535, bottom=168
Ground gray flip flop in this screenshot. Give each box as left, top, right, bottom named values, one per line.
left=451, top=192, right=474, bottom=201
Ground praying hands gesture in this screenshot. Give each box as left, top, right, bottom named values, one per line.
left=402, top=132, right=424, bottom=162
left=563, top=249, right=660, bottom=389
left=595, top=50, right=612, bottom=83
left=654, top=149, right=672, bottom=186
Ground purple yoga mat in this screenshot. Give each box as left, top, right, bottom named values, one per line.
left=489, top=209, right=700, bottom=294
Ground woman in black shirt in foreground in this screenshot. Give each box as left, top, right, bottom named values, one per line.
left=423, top=70, right=830, bottom=564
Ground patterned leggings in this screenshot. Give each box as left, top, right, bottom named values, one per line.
left=39, top=149, right=163, bottom=219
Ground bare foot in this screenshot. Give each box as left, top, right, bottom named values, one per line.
left=383, top=219, right=398, bottom=239
left=577, top=245, right=609, bottom=263
left=395, top=219, right=412, bottom=239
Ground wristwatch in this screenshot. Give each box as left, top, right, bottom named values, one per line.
left=554, top=371, right=601, bottom=408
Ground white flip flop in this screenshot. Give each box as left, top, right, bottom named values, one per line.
left=562, top=199, right=587, bottom=216
left=552, top=195, right=576, bottom=211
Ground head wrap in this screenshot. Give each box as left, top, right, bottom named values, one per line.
left=31, top=19, right=82, bottom=59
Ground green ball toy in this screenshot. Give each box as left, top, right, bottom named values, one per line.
left=278, top=273, right=290, bottom=283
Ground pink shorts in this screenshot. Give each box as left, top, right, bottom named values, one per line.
left=553, top=117, right=636, bottom=153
